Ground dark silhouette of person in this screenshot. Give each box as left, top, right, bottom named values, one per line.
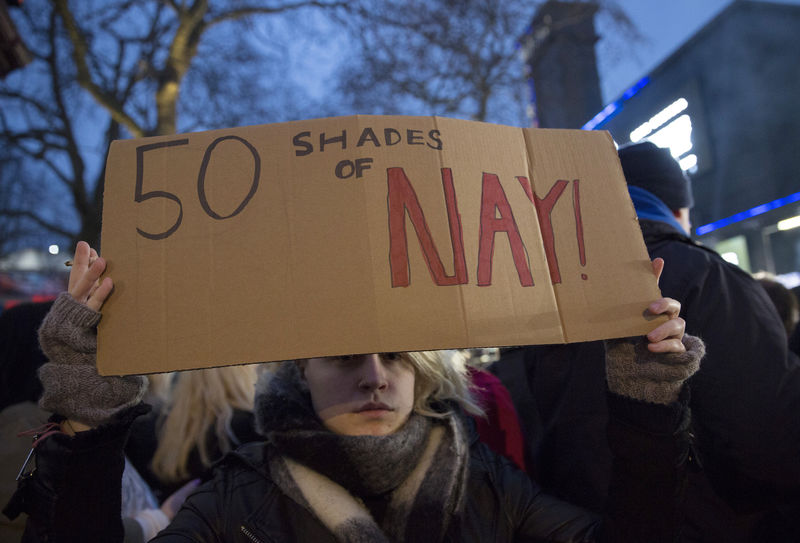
left=0, top=301, right=54, bottom=411
left=492, top=141, right=800, bottom=542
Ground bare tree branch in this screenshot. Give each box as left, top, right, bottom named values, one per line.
left=205, top=0, right=347, bottom=27
left=52, top=0, right=146, bottom=137
left=151, top=0, right=207, bottom=135
left=0, top=209, right=77, bottom=240
left=0, top=90, right=60, bottom=118
left=1, top=0, right=342, bottom=249
left=46, top=7, right=90, bottom=217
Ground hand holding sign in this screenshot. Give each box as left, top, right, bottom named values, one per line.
left=644, top=296, right=686, bottom=354
left=645, top=257, right=685, bottom=353
left=68, top=241, right=113, bottom=312
left=37, top=241, right=146, bottom=429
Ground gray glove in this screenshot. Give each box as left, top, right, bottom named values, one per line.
left=37, top=292, right=147, bottom=427
left=605, top=334, right=704, bottom=405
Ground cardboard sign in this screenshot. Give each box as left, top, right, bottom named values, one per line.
left=98, top=115, right=661, bottom=375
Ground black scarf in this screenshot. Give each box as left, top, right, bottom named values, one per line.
left=254, top=362, right=469, bottom=542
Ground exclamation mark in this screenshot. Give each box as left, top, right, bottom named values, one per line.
left=573, top=179, right=587, bottom=280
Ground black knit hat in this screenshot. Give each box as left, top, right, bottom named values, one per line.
left=618, top=141, right=694, bottom=210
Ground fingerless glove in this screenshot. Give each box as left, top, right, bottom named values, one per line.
left=605, top=334, right=704, bottom=405
left=37, top=292, right=147, bottom=427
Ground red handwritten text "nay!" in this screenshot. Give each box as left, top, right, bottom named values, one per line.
left=387, top=168, right=586, bottom=288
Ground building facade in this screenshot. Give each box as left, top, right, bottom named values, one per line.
left=584, top=1, right=800, bottom=282
left=525, top=1, right=800, bottom=283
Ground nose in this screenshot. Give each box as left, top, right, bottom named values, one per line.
left=358, top=354, right=388, bottom=391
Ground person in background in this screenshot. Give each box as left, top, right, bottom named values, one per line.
left=6, top=241, right=702, bottom=542
left=791, top=285, right=800, bottom=357
left=751, top=274, right=800, bottom=543
left=0, top=301, right=54, bottom=540
left=125, top=365, right=262, bottom=502
left=493, top=141, right=800, bottom=542
left=0, top=301, right=54, bottom=412
left=0, top=264, right=260, bottom=542
left=753, top=272, right=800, bottom=339
left=455, top=349, right=527, bottom=472
left=0, top=300, right=186, bottom=543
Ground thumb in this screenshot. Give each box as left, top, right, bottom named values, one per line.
left=651, top=257, right=665, bottom=285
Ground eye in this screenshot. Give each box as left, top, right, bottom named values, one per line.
left=380, top=352, right=402, bottom=361
left=332, top=355, right=357, bottom=363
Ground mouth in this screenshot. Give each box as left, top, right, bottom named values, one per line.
left=355, top=401, right=392, bottom=413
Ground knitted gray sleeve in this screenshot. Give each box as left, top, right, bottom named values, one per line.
left=605, top=334, right=705, bottom=405
left=37, top=292, right=147, bottom=427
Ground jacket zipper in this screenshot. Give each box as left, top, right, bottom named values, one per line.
left=240, top=525, right=264, bottom=543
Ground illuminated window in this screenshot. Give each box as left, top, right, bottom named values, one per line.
left=777, top=215, right=800, bottom=231
left=629, top=98, right=688, bottom=143
left=679, top=154, right=697, bottom=171
left=628, top=97, right=696, bottom=172
left=648, top=115, right=693, bottom=157
left=713, top=235, right=751, bottom=271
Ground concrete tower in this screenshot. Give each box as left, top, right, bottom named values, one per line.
left=520, top=1, right=602, bottom=128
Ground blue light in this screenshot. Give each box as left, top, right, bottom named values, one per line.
left=622, top=76, right=650, bottom=100
left=582, top=102, right=621, bottom=130
left=695, top=191, right=800, bottom=236
left=582, top=76, right=651, bottom=130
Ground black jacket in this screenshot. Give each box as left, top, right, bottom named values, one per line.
left=10, top=393, right=690, bottom=543
left=493, top=220, right=800, bottom=542
left=641, top=221, right=800, bottom=501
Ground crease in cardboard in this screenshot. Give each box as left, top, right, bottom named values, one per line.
left=358, top=115, right=385, bottom=351
left=521, top=128, right=568, bottom=343
left=281, top=138, right=296, bottom=357
left=433, top=116, right=471, bottom=347
left=158, top=165, right=172, bottom=373
left=206, top=192, right=216, bottom=365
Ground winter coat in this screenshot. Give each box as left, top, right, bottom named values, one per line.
left=493, top=219, right=800, bottom=542
left=10, top=391, right=690, bottom=543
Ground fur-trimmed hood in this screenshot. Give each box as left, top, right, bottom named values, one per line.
left=253, top=362, right=322, bottom=436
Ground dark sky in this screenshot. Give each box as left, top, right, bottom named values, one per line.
left=596, top=0, right=800, bottom=103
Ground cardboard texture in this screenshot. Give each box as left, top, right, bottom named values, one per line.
left=98, top=115, right=662, bottom=375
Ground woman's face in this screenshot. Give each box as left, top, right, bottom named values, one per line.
left=298, top=353, right=415, bottom=436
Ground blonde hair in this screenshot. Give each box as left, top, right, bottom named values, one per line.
left=151, top=364, right=260, bottom=482
left=400, top=350, right=484, bottom=417
left=145, top=373, right=174, bottom=405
